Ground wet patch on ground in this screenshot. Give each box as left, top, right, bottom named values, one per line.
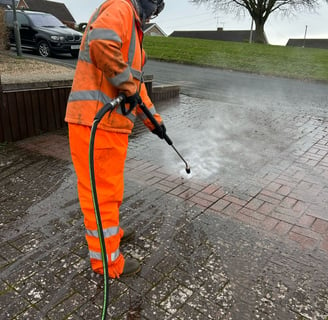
left=1, top=90, right=328, bottom=319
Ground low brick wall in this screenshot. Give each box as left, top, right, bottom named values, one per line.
left=0, top=76, right=180, bottom=142
left=152, top=85, right=181, bottom=101
left=0, top=80, right=72, bottom=142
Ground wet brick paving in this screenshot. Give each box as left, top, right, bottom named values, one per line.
left=1, top=94, right=328, bottom=319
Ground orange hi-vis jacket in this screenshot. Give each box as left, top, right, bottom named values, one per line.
left=65, top=0, right=162, bottom=133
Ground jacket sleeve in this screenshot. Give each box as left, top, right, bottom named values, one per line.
left=137, top=81, right=163, bottom=131
left=87, top=3, right=137, bottom=97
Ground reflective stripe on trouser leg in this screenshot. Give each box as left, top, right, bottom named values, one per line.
left=68, top=123, right=128, bottom=278
left=87, top=226, right=120, bottom=265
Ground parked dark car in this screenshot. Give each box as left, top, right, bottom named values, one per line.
left=5, top=9, right=82, bottom=58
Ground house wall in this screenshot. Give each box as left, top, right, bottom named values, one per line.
left=17, top=0, right=27, bottom=9
left=0, top=77, right=178, bottom=142
left=286, top=39, right=328, bottom=50
left=144, top=24, right=166, bottom=37
left=144, top=28, right=163, bottom=37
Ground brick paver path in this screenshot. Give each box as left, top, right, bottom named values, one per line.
left=2, top=93, right=328, bottom=319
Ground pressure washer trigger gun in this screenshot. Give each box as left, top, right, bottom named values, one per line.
left=119, top=93, right=142, bottom=116
left=138, top=102, right=191, bottom=174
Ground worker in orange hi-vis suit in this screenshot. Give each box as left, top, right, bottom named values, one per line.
left=65, top=0, right=166, bottom=278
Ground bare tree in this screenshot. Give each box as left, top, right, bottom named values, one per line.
left=190, top=0, right=325, bottom=43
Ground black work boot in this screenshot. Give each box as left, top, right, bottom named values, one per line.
left=121, top=258, right=141, bottom=277
left=120, top=226, right=135, bottom=243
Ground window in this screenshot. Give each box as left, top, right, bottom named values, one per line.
left=17, top=12, right=29, bottom=26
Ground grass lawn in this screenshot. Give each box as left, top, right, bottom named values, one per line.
left=144, top=36, right=328, bottom=83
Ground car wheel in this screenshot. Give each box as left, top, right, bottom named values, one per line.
left=71, top=50, right=79, bottom=58
left=37, top=40, right=51, bottom=57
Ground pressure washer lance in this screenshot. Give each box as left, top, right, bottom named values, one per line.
left=138, top=102, right=191, bottom=174
left=89, top=95, right=190, bottom=320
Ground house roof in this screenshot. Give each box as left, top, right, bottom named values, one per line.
left=144, top=23, right=155, bottom=31
left=170, top=28, right=266, bottom=43
left=143, top=23, right=166, bottom=36
left=0, top=0, right=14, bottom=8
left=286, top=38, right=328, bottom=50
left=17, top=0, right=75, bottom=23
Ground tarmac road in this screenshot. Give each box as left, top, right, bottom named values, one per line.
left=34, top=53, right=328, bottom=116
left=144, top=60, right=328, bottom=116
left=33, top=52, right=328, bottom=117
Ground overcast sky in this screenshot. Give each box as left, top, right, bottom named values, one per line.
left=58, top=0, right=328, bottom=46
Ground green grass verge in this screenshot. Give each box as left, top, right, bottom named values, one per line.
left=144, top=36, right=328, bottom=82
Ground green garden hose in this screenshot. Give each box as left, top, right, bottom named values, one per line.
left=88, top=96, right=124, bottom=320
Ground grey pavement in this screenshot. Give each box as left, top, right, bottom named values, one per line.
left=1, top=87, right=328, bottom=319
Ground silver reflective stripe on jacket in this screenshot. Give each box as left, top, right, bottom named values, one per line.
left=131, top=69, right=142, bottom=81
left=107, top=67, right=131, bottom=87
left=116, top=106, right=136, bottom=122
left=125, top=10, right=142, bottom=80
left=68, top=90, right=112, bottom=105
left=88, top=28, right=122, bottom=43
left=79, top=28, right=123, bottom=64
left=106, top=68, right=143, bottom=87
left=138, top=105, right=157, bottom=121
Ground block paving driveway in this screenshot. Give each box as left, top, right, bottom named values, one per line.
left=1, top=65, right=328, bottom=319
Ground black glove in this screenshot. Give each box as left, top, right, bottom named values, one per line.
left=152, top=124, right=166, bottom=139
left=120, top=92, right=141, bottom=115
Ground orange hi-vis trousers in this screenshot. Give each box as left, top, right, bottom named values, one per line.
left=68, top=123, right=128, bottom=278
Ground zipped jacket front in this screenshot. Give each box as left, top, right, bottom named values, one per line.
left=65, top=0, right=162, bottom=133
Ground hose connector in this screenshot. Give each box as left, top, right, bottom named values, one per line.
left=94, top=95, right=125, bottom=123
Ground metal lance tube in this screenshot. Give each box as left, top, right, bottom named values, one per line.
left=139, top=102, right=191, bottom=174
